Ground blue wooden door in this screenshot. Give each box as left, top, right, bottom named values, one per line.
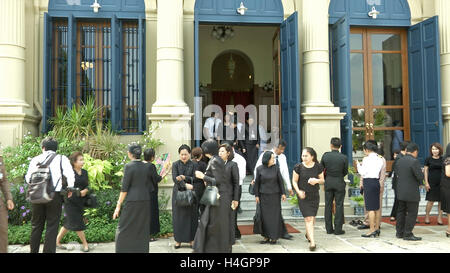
left=280, top=12, right=301, bottom=172
left=42, top=13, right=52, bottom=133
left=408, top=16, right=443, bottom=163
left=330, top=16, right=352, bottom=160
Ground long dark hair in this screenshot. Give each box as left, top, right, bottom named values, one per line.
left=446, top=143, right=450, bottom=159
left=303, top=147, right=319, bottom=164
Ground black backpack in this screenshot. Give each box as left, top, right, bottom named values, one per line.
left=26, top=153, right=61, bottom=204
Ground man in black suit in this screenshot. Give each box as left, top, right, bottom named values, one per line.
left=390, top=141, right=409, bottom=221
left=321, top=137, right=348, bottom=235
left=394, top=142, right=424, bottom=241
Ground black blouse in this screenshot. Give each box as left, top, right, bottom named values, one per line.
left=172, top=160, right=196, bottom=191
left=145, top=162, right=162, bottom=192
left=121, top=160, right=152, bottom=201
left=294, top=163, right=324, bottom=193
left=74, top=169, right=89, bottom=190
left=425, top=156, right=443, bottom=185
left=254, top=165, right=286, bottom=197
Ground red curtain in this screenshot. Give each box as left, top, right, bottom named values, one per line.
left=212, top=91, right=253, bottom=114
left=212, top=91, right=231, bottom=113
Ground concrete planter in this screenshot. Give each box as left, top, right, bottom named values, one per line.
left=348, top=187, right=361, bottom=197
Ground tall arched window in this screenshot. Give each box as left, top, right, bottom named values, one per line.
left=43, top=0, right=146, bottom=134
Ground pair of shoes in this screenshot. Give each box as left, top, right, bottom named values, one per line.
left=403, top=235, right=422, bottom=241
left=349, top=220, right=358, bottom=226
left=361, top=231, right=378, bottom=238
left=282, top=234, right=293, bottom=240
left=269, top=240, right=277, bottom=245
left=357, top=224, right=370, bottom=230
left=309, top=244, right=316, bottom=251
left=396, top=233, right=404, bottom=239
left=82, top=246, right=89, bottom=252
left=334, top=230, right=345, bottom=235
left=390, top=217, right=396, bottom=222
left=260, top=239, right=269, bottom=244
left=326, top=230, right=335, bottom=234
left=305, top=234, right=310, bottom=242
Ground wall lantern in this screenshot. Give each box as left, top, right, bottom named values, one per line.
left=90, top=0, right=101, bottom=13
left=368, top=6, right=380, bottom=19
left=237, top=2, right=248, bottom=16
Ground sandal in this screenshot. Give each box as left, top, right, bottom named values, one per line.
left=356, top=220, right=364, bottom=226
left=349, top=220, right=358, bottom=226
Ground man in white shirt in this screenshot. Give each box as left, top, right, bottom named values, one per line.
left=203, top=112, right=222, bottom=140
left=231, top=142, right=246, bottom=239
left=25, top=137, right=75, bottom=253
left=252, top=139, right=294, bottom=240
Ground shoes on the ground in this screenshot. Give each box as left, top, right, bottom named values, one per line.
left=396, top=233, right=404, bottom=239
left=334, top=230, right=345, bottom=235
left=282, top=234, right=293, bottom=240
left=349, top=220, right=358, bottom=226
left=437, top=220, right=443, bottom=225
left=446, top=232, right=450, bottom=238
left=390, top=217, right=396, bottom=222
left=309, top=244, right=316, bottom=251
left=375, top=229, right=380, bottom=236
left=269, top=240, right=277, bottom=245
left=326, top=230, right=335, bottom=234
left=174, top=244, right=181, bottom=249
left=82, top=246, right=89, bottom=252
left=357, top=224, right=370, bottom=230
left=403, top=235, right=422, bottom=241
left=361, top=231, right=378, bottom=238
left=260, top=239, right=269, bottom=244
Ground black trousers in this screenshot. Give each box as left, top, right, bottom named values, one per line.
left=390, top=188, right=399, bottom=218
left=396, top=200, right=419, bottom=237
left=324, top=182, right=346, bottom=233
left=234, top=186, right=242, bottom=238
left=30, top=195, right=63, bottom=253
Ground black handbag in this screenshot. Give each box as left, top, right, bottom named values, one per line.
left=175, top=189, right=196, bottom=207
left=200, top=181, right=220, bottom=207
left=84, top=193, right=98, bottom=208
left=253, top=203, right=263, bottom=234
left=248, top=183, right=255, bottom=195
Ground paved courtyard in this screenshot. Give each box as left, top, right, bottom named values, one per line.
left=8, top=218, right=450, bottom=253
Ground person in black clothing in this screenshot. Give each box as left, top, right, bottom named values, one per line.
left=390, top=141, right=409, bottom=221
left=424, top=143, right=444, bottom=225
left=254, top=151, right=287, bottom=244
left=172, top=144, right=198, bottom=249
left=441, top=143, right=450, bottom=237
left=192, top=147, right=208, bottom=215
left=218, top=143, right=240, bottom=245
left=244, top=115, right=260, bottom=173
left=232, top=113, right=246, bottom=157
left=394, top=142, right=424, bottom=241
left=113, top=144, right=152, bottom=253
left=194, top=139, right=233, bottom=253
left=320, top=137, right=348, bottom=235
left=143, top=148, right=170, bottom=242
left=56, top=152, right=90, bottom=252
left=292, top=147, right=325, bottom=251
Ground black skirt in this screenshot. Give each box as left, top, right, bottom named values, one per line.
left=172, top=192, right=199, bottom=243
left=260, top=193, right=284, bottom=240
left=441, top=178, right=450, bottom=213
left=298, top=190, right=320, bottom=217
left=150, top=190, right=160, bottom=235
left=363, top=178, right=380, bottom=211
left=115, top=200, right=150, bottom=253
left=63, top=196, right=86, bottom=231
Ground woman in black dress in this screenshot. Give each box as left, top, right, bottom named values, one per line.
left=194, top=139, right=233, bottom=253
left=292, top=147, right=324, bottom=251
left=441, top=143, right=450, bottom=237
left=424, top=143, right=444, bottom=225
left=114, top=144, right=152, bottom=253
left=244, top=115, right=260, bottom=174
left=143, top=148, right=170, bottom=241
left=254, top=151, right=286, bottom=244
left=218, top=143, right=240, bottom=245
left=192, top=147, right=207, bottom=215
left=56, top=152, right=89, bottom=252
left=172, top=144, right=198, bottom=249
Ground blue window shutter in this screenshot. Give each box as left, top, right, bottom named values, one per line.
left=42, top=13, right=52, bottom=133
left=111, top=15, right=120, bottom=131
left=408, top=16, right=443, bottom=164
left=138, top=17, right=145, bottom=132
left=330, top=16, right=352, bottom=161
left=280, top=12, right=301, bottom=172
left=67, top=15, right=75, bottom=109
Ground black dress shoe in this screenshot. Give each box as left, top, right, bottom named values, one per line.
left=403, top=235, right=422, bottom=241
left=282, top=234, right=293, bottom=240
left=396, top=233, right=404, bottom=239
left=309, top=245, right=316, bottom=251
left=334, top=230, right=345, bottom=235
left=375, top=229, right=380, bottom=236
left=357, top=224, right=370, bottom=230
left=361, top=231, right=378, bottom=238
left=260, top=240, right=269, bottom=244
left=326, top=230, right=335, bottom=234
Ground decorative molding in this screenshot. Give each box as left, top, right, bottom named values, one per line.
left=0, top=0, right=25, bottom=47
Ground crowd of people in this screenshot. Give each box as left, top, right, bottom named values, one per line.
left=1, top=130, right=450, bottom=253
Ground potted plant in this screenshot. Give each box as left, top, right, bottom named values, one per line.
left=350, top=195, right=365, bottom=216
left=348, top=166, right=361, bottom=197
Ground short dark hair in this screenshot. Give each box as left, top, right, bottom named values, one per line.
left=429, top=142, right=443, bottom=157
left=219, top=143, right=234, bottom=161
left=262, top=151, right=273, bottom=166
left=276, top=139, right=287, bottom=148
left=363, top=142, right=378, bottom=153
left=201, top=139, right=219, bottom=156
left=128, top=143, right=142, bottom=159
left=191, top=147, right=203, bottom=160
left=178, top=144, right=191, bottom=154
left=366, top=140, right=380, bottom=154
left=69, top=151, right=83, bottom=168
left=41, top=137, right=58, bottom=152
left=406, top=142, right=419, bottom=153
left=400, top=141, right=409, bottom=151
left=144, top=148, right=155, bottom=162
left=330, top=137, right=341, bottom=149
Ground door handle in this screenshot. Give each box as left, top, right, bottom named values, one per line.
left=369, top=123, right=374, bottom=129
left=366, top=123, right=370, bottom=129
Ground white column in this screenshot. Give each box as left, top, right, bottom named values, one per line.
left=151, top=0, right=189, bottom=114
left=0, top=0, right=27, bottom=106
left=300, top=0, right=344, bottom=160
left=435, top=0, right=450, bottom=145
